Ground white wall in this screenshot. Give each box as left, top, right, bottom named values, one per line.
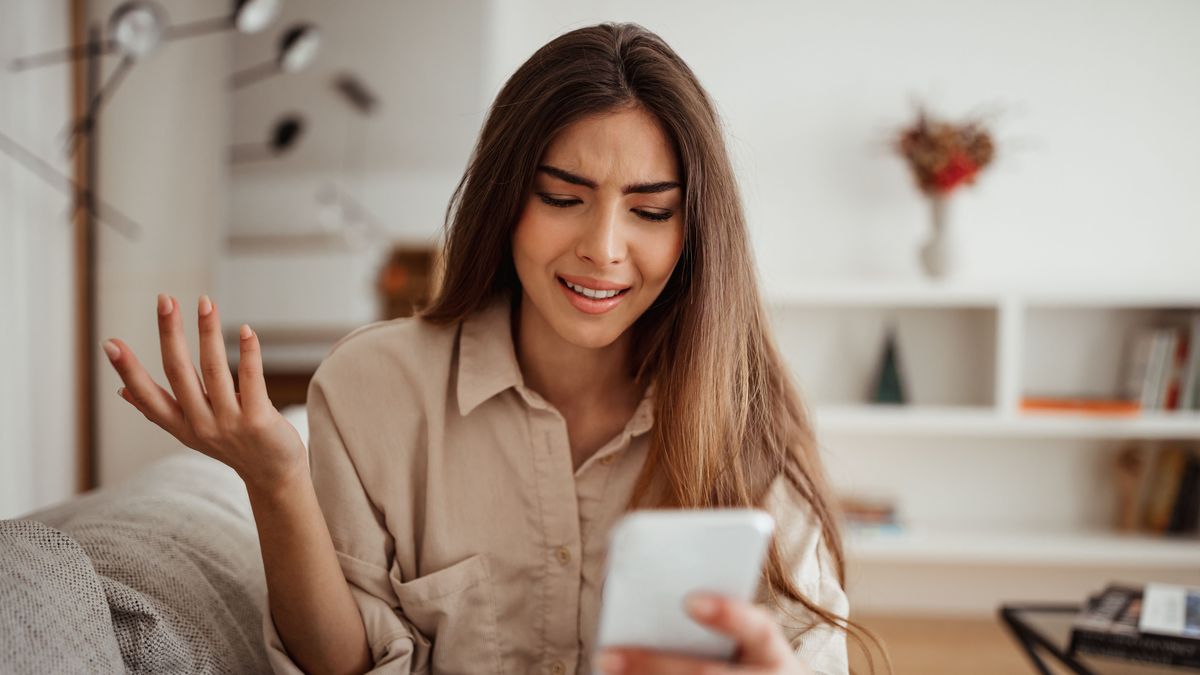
left=485, top=0, right=1200, bottom=290
left=0, top=1, right=78, bottom=517
left=91, top=0, right=230, bottom=486
left=220, top=0, right=1200, bottom=335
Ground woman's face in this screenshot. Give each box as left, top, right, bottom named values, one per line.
left=512, top=105, right=685, bottom=350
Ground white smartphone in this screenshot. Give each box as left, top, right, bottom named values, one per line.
left=594, top=508, right=775, bottom=661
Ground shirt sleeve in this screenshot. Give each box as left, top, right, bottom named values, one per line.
left=759, top=475, right=851, bottom=675
left=263, top=366, right=433, bottom=674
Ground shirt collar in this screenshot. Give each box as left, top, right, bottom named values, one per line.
left=455, top=290, right=657, bottom=434
left=625, top=381, right=656, bottom=437
left=456, top=290, right=524, bottom=416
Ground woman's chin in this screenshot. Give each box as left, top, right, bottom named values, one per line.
left=550, top=315, right=628, bottom=350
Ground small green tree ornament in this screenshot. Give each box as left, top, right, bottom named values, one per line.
left=871, top=324, right=908, bottom=404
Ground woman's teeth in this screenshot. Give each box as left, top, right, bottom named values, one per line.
left=562, top=279, right=623, bottom=299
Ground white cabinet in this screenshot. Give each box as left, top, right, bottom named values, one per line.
left=766, top=281, right=1200, bottom=614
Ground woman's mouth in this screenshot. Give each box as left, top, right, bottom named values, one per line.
left=556, top=276, right=630, bottom=315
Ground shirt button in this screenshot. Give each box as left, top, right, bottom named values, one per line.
left=556, top=546, right=571, bottom=565
left=550, top=661, right=566, bottom=675
left=599, top=454, right=615, bottom=465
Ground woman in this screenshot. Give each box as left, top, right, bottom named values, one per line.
left=102, top=22, right=885, bottom=675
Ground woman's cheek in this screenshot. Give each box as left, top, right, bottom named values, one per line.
left=648, top=226, right=684, bottom=286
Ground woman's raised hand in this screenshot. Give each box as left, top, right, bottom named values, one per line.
left=102, top=293, right=308, bottom=495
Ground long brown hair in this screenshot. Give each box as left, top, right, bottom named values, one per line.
left=420, top=22, right=889, bottom=674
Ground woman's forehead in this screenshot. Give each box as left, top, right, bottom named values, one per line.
left=541, top=107, right=679, bottom=185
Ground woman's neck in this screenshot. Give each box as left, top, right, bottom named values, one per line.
left=512, top=290, right=638, bottom=414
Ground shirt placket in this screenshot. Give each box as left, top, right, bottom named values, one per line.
left=518, top=386, right=584, bottom=675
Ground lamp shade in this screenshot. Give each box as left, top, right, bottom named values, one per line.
left=109, top=1, right=167, bottom=59
left=233, top=0, right=283, bottom=34
left=278, top=23, right=320, bottom=73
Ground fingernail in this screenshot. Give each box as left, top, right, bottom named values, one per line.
left=594, top=651, right=625, bottom=674
left=686, top=594, right=718, bottom=618
left=101, top=339, right=119, bottom=362
left=199, top=294, right=213, bottom=316
left=240, top=323, right=252, bottom=340
left=157, top=293, right=170, bottom=316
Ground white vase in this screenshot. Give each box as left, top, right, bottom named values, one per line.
left=919, top=195, right=953, bottom=279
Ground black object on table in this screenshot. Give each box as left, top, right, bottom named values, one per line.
left=999, top=604, right=1200, bottom=675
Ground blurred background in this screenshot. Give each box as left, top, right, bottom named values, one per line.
left=3, top=1, right=1198, bottom=672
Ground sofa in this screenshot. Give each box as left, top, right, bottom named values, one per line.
left=0, top=450, right=277, bottom=674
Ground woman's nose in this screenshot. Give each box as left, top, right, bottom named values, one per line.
left=575, top=202, right=626, bottom=266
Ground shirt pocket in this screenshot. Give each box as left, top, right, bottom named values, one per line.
left=388, top=553, right=505, bottom=675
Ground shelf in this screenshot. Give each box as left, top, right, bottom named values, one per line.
left=846, top=526, right=1200, bottom=569
left=1022, top=291, right=1200, bottom=308
left=813, top=404, right=1200, bottom=439
left=765, top=282, right=1005, bottom=308
left=1015, top=409, right=1200, bottom=438
left=222, top=323, right=361, bottom=370
left=764, top=281, right=1200, bottom=309
left=814, top=404, right=997, bottom=435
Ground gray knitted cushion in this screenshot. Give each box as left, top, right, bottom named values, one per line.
left=2, top=452, right=270, bottom=674
left=0, top=520, right=125, bottom=673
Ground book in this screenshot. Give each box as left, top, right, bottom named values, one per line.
left=1141, top=583, right=1200, bottom=640
left=1182, top=314, right=1200, bottom=411
left=1115, top=441, right=1200, bottom=537
left=1020, top=396, right=1140, bottom=416
left=1154, top=329, right=1179, bottom=411
left=1070, top=583, right=1200, bottom=668
left=1167, top=449, right=1200, bottom=535
left=1165, top=324, right=1191, bottom=411
left=1114, top=442, right=1155, bottom=532
left=1122, top=327, right=1160, bottom=409
left=839, top=494, right=899, bottom=526
left=838, top=494, right=904, bottom=536
left=1144, top=445, right=1191, bottom=533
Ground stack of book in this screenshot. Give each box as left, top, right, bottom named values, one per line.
left=1115, top=442, right=1200, bottom=536
left=1020, top=313, right=1200, bottom=416
left=1122, top=314, right=1200, bottom=412
left=1069, top=582, right=1200, bottom=668
left=839, top=495, right=902, bottom=535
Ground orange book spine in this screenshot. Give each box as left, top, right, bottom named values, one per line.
left=1020, top=397, right=1141, bottom=416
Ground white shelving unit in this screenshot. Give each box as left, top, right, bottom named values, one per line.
left=845, top=526, right=1200, bottom=569
left=814, top=404, right=1200, bottom=439
left=765, top=280, right=1200, bottom=614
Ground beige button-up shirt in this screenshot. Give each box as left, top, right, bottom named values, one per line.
left=264, top=290, right=849, bottom=675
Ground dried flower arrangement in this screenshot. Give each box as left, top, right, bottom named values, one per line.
left=893, top=104, right=998, bottom=278
left=895, top=106, right=996, bottom=196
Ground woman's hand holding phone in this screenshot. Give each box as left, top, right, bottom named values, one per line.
left=594, top=592, right=813, bottom=674
left=101, top=294, right=308, bottom=496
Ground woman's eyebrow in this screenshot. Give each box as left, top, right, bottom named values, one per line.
left=537, top=164, right=681, bottom=195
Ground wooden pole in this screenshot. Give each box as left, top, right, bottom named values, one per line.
left=70, top=0, right=98, bottom=492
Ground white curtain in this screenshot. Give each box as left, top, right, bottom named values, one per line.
left=0, top=1, right=78, bottom=517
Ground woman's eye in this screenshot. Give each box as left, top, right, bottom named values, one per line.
left=537, top=193, right=580, bottom=208
left=634, top=209, right=673, bottom=222
left=536, top=193, right=671, bottom=221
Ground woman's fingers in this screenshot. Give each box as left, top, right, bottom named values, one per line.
left=595, top=648, right=745, bottom=675
left=103, top=338, right=187, bottom=435
left=684, top=593, right=792, bottom=666
left=594, top=594, right=800, bottom=675
left=157, top=294, right=215, bottom=429
left=196, top=294, right=240, bottom=419
left=236, top=323, right=272, bottom=416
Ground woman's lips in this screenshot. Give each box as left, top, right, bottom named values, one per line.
left=557, top=276, right=628, bottom=315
